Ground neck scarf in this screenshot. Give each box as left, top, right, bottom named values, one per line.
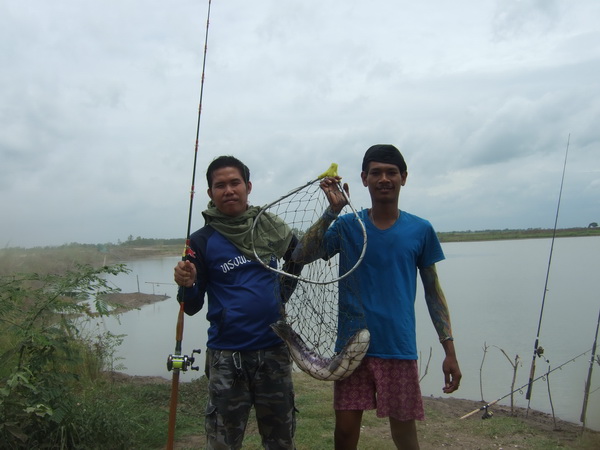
left=202, top=204, right=293, bottom=263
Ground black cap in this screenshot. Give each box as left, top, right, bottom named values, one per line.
left=362, top=144, right=407, bottom=173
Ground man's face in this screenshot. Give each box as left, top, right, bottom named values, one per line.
left=207, top=166, right=252, bottom=217
left=361, top=161, right=407, bottom=203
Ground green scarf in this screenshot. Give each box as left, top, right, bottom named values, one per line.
left=202, top=204, right=293, bottom=263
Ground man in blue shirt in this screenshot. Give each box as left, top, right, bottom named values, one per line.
left=174, top=155, right=298, bottom=449
left=297, top=145, right=462, bottom=449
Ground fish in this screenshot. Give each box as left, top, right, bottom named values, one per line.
left=271, top=320, right=370, bottom=381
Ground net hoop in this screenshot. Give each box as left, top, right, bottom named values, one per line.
left=250, top=178, right=367, bottom=285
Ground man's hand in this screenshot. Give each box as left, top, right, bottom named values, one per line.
left=174, top=260, right=196, bottom=288
left=319, top=176, right=350, bottom=214
left=442, top=355, right=462, bottom=394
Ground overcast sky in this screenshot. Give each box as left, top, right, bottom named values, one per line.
left=2, top=0, right=599, bottom=248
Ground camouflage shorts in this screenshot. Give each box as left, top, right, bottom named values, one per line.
left=204, top=345, right=296, bottom=449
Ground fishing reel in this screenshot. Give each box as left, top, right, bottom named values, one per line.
left=481, top=407, right=494, bottom=420
left=167, top=349, right=202, bottom=372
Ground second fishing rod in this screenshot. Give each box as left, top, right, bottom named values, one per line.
left=525, top=134, right=571, bottom=409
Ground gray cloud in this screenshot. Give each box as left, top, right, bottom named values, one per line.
left=1, top=0, right=599, bottom=247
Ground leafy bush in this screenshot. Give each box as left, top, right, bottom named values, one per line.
left=0, top=264, right=133, bottom=449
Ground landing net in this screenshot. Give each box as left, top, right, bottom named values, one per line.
left=250, top=167, right=369, bottom=380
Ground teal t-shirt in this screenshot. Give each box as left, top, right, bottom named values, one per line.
left=324, top=209, right=444, bottom=359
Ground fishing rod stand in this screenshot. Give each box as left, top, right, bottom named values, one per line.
left=167, top=349, right=202, bottom=372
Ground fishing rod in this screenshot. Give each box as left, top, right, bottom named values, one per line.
left=580, top=307, right=600, bottom=428
left=461, top=348, right=589, bottom=420
left=166, top=1, right=213, bottom=449
left=525, top=134, right=571, bottom=409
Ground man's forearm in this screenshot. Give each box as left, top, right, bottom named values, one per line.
left=291, top=208, right=337, bottom=263
left=420, top=264, right=453, bottom=342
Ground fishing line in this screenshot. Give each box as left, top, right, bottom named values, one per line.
left=525, top=133, right=571, bottom=408
left=182, top=1, right=213, bottom=258
left=167, top=1, right=213, bottom=449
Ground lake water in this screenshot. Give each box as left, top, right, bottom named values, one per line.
left=99, top=236, right=600, bottom=431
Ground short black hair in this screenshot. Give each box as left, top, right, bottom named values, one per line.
left=362, top=144, right=407, bottom=173
left=206, top=155, right=250, bottom=187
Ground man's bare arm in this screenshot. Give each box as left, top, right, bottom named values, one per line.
left=420, top=264, right=452, bottom=340
left=420, top=264, right=462, bottom=393
left=291, top=211, right=335, bottom=264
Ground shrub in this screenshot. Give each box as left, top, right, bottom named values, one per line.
left=0, top=264, right=132, bottom=449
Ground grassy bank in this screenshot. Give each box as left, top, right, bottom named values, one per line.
left=0, top=239, right=183, bottom=276
left=108, top=371, right=599, bottom=449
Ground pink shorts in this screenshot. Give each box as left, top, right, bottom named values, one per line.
left=334, top=357, right=424, bottom=422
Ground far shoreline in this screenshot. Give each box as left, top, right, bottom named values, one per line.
left=1, top=228, right=598, bottom=276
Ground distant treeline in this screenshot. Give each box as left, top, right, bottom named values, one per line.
left=112, top=226, right=599, bottom=246
left=5, top=227, right=600, bottom=252
left=437, top=226, right=600, bottom=242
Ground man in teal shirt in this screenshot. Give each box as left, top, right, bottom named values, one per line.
left=296, top=144, right=462, bottom=449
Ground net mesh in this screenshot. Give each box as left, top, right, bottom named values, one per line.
left=252, top=178, right=369, bottom=379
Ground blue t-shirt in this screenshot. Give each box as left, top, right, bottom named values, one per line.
left=181, top=226, right=287, bottom=351
left=324, top=209, right=444, bottom=359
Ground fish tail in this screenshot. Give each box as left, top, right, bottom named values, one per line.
left=272, top=321, right=370, bottom=382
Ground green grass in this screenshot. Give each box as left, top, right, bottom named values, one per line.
left=291, top=375, right=336, bottom=449
left=2, top=368, right=590, bottom=450
left=80, top=376, right=207, bottom=449
left=162, top=373, right=599, bottom=450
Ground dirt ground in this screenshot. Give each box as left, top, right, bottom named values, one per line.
left=416, top=396, right=597, bottom=449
